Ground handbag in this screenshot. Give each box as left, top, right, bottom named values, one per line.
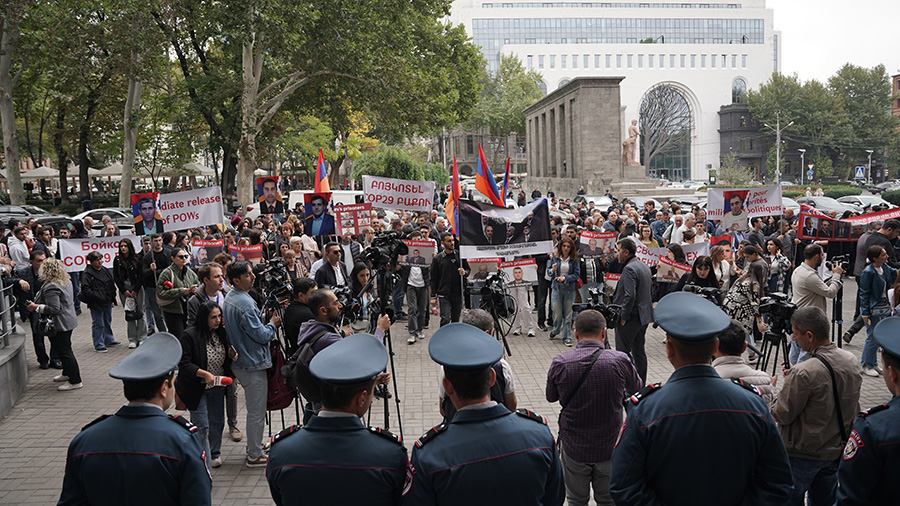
left=124, top=296, right=144, bottom=322
left=871, top=272, right=892, bottom=317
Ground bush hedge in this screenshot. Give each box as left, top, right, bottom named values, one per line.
left=822, top=188, right=861, bottom=199
left=883, top=191, right=900, bottom=207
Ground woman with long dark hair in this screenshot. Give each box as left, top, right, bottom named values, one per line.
left=113, top=239, right=148, bottom=348
left=175, top=300, right=233, bottom=469
left=723, top=261, right=768, bottom=355
left=350, top=262, right=375, bottom=333
left=674, top=255, right=719, bottom=292
left=547, top=236, right=580, bottom=346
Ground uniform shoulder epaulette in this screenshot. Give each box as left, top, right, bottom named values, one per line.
left=168, top=414, right=198, bottom=433
left=731, top=378, right=762, bottom=397
left=368, top=426, right=403, bottom=445
left=415, top=423, right=448, bottom=448
left=81, top=414, right=111, bottom=432
left=515, top=408, right=548, bottom=425
left=858, top=404, right=889, bottom=418
left=270, top=424, right=301, bottom=446
left=626, top=382, right=662, bottom=406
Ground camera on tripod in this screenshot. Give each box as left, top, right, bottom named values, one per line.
left=475, top=272, right=517, bottom=318
left=256, top=259, right=292, bottom=308
left=572, top=287, right=622, bottom=324
left=682, top=284, right=724, bottom=305
left=825, top=254, right=850, bottom=272
left=759, top=292, right=797, bottom=335
left=332, top=285, right=364, bottom=324
left=363, top=230, right=408, bottom=270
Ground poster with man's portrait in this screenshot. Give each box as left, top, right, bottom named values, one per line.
left=131, top=192, right=164, bottom=236
left=256, top=177, right=284, bottom=215
left=817, top=219, right=835, bottom=239
left=500, top=259, right=538, bottom=286
left=580, top=231, right=617, bottom=258
left=192, top=239, right=224, bottom=267
left=400, top=239, right=436, bottom=267
left=229, top=244, right=264, bottom=265
left=657, top=256, right=690, bottom=284
left=304, top=192, right=335, bottom=236
left=467, top=258, right=500, bottom=283
left=721, top=190, right=750, bottom=232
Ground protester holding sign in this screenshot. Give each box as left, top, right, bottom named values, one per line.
left=81, top=251, right=120, bottom=352
left=257, top=177, right=284, bottom=215
left=133, top=194, right=164, bottom=236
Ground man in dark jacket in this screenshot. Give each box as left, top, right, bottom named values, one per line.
left=314, top=242, right=349, bottom=289
left=282, top=277, right=317, bottom=355
left=864, top=219, right=900, bottom=269
left=142, top=233, right=171, bottom=333
left=82, top=251, right=120, bottom=352
left=431, top=232, right=470, bottom=327
left=612, top=239, right=653, bottom=382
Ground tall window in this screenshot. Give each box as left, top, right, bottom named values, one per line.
left=732, top=78, right=747, bottom=104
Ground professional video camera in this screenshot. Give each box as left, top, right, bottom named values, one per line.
left=683, top=284, right=725, bottom=305
left=477, top=272, right=517, bottom=319
left=332, top=285, right=364, bottom=325
left=256, top=259, right=292, bottom=309
left=363, top=230, right=408, bottom=270
left=825, top=254, right=850, bottom=273
left=572, top=286, right=622, bottom=324
left=759, top=291, right=797, bottom=335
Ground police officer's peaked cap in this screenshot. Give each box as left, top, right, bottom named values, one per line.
left=429, top=323, right=503, bottom=371
left=655, top=292, right=730, bottom=341
left=109, top=333, right=181, bottom=381
left=873, top=317, right=900, bottom=360
left=310, top=333, right=388, bottom=385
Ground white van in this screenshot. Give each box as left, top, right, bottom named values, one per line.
left=245, top=190, right=364, bottom=220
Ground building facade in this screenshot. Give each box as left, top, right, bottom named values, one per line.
left=449, top=0, right=781, bottom=182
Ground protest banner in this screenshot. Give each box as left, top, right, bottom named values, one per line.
left=707, top=185, right=783, bottom=232
left=579, top=230, right=617, bottom=258
left=361, top=175, right=434, bottom=212
left=682, top=241, right=710, bottom=265
left=604, top=272, right=620, bottom=291
left=468, top=258, right=500, bottom=282
left=633, top=240, right=665, bottom=268
left=59, top=235, right=140, bottom=273
left=400, top=239, right=436, bottom=266
left=458, top=198, right=552, bottom=259
left=304, top=192, right=336, bottom=236
left=657, top=256, right=691, bottom=284
left=256, top=176, right=285, bottom=215
left=500, top=259, right=538, bottom=286
left=157, top=187, right=225, bottom=233
left=335, top=203, right=373, bottom=236
left=229, top=244, right=264, bottom=264
left=131, top=192, right=164, bottom=235
left=796, top=204, right=887, bottom=241
left=192, top=239, right=224, bottom=267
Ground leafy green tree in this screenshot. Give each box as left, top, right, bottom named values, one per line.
left=828, top=64, right=900, bottom=165
left=468, top=54, right=542, bottom=167
left=717, top=151, right=753, bottom=185
left=352, top=145, right=424, bottom=181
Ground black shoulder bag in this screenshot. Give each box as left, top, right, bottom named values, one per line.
left=812, top=354, right=848, bottom=443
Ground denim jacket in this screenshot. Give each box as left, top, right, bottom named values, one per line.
left=859, top=263, right=898, bottom=317
left=223, top=287, right=278, bottom=371
left=547, top=255, right=581, bottom=291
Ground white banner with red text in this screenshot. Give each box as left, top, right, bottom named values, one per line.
left=361, top=175, right=434, bottom=212
left=59, top=235, right=141, bottom=273
left=158, top=186, right=225, bottom=232
left=706, top=186, right=783, bottom=232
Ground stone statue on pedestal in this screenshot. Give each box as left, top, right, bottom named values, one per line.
left=622, top=119, right=641, bottom=167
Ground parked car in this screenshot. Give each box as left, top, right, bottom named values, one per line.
left=836, top=195, right=895, bottom=210
left=0, top=204, right=67, bottom=226
left=72, top=208, right=135, bottom=234
left=795, top=196, right=862, bottom=215
left=583, top=195, right=613, bottom=209
left=868, top=181, right=900, bottom=194
left=782, top=197, right=801, bottom=214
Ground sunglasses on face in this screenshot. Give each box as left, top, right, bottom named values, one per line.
left=177, top=254, right=190, bottom=259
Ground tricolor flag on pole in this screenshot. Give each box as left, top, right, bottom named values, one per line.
left=474, top=143, right=504, bottom=207
left=315, top=149, right=330, bottom=193
left=445, top=157, right=461, bottom=237
left=499, top=157, right=511, bottom=202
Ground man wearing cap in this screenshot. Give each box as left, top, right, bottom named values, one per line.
left=267, top=333, right=409, bottom=505
left=836, top=317, right=900, bottom=505
left=58, top=334, right=211, bottom=505
left=770, top=306, right=861, bottom=505
left=406, top=323, right=565, bottom=505
left=610, top=292, right=793, bottom=505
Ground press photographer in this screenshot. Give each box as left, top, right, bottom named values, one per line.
left=790, top=244, right=842, bottom=364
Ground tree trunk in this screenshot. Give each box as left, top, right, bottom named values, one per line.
left=237, top=33, right=263, bottom=211
left=120, top=76, right=142, bottom=207
left=221, top=144, right=238, bottom=210
left=78, top=121, right=90, bottom=201
left=54, top=102, right=68, bottom=202
left=0, top=19, right=25, bottom=205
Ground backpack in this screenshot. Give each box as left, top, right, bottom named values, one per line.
left=441, top=362, right=506, bottom=424
left=281, top=327, right=331, bottom=403
left=267, top=342, right=295, bottom=411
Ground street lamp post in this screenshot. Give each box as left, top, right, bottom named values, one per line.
left=764, top=111, right=793, bottom=184
left=866, top=149, right=874, bottom=185
left=799, top=149, right=806, bottom=186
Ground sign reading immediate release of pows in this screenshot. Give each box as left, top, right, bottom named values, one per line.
left=361, top=175, right=434, bottom=212
left=59, top=235, right=141, bottom=273
left=157, top=187, right=225, bottom=232
left=706, top=185, right=783, bottom=233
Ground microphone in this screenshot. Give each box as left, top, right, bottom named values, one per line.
left=201, top=376, right=233, bottom=386
left=163, top=280, right=174, bottom=289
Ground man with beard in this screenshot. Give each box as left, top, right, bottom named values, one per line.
left=295, top=289, right=391, bottom=423
left=789, top=244, right=843, bottom=364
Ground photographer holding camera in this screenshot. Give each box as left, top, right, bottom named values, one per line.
left=789, top=244, right=843, bottom=365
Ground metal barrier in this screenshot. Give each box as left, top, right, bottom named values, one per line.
left=0, top=276, right=16, bottom=349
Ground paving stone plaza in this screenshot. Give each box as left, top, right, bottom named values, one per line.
left=0, top=279, right=892, bottom=505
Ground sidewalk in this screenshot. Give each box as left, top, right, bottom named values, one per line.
left=0, top=280, right=891, bottom=505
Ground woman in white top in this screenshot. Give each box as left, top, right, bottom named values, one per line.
left=711, top=244, right=737, bottom=291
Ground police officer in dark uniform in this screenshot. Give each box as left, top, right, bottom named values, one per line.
left=836, top=317, right=900, bottom=505
left=58, top=333, right=211, bottom=506
left=266, top=333, right=409, bottom=506
left=405, top=323, right=565, bottom=505
left=610, top=292, right=793, bottom=505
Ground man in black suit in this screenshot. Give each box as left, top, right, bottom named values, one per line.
left=407, top=249, right=427, bottom=265
left=612, top=238, right=653, bottom=382
left=314, top=242, right=349, bottom=288
left=282, top=277, right=317, bottom=355
left=802, top=217, right=817, bottom=238
left=305, top=194, right=335, bottom=236
left=259, top=178, right=285, bottom=215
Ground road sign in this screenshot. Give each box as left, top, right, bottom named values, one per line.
left=807, top=169, right=814, bottom=176
left=854, top=166, right=866, bottom=179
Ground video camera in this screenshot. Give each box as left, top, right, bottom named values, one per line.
left=256, top=259, right=292, bottom=308
left=682, top=284, right=725, bottom=305
left=825, top=254, right=850, bottom=273
left=363, top=230, right=408, bottom=271
left=332, top=285, right=365, bottom=324
left=759, top=291, right=797, bottom=335
left=475, top=272, right=517, bottom=319
left=573, top=287, right=622, bottom=324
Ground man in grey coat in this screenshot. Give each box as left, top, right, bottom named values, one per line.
left=612, top=238, right=653, bottom=382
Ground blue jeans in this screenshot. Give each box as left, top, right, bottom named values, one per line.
left=90, top=305, right=115, bottom=349
left=788, top=456, right=838, bottom=506
left=144, top=287, right=167, bottom=333
left=789, top=340, right=809, bottom=365
left=190, top=386, right=226, bottom=468
left=232, top=366, right=268, bottom=459
left=551, top=286, right=576, bottom=342
left=861, top=315, right=884, bottom=369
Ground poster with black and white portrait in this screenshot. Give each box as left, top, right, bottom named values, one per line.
left=458, top=198, right=552, bottom=259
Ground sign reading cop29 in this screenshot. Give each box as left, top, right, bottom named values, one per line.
left=361, top=175, right=434, bottom=212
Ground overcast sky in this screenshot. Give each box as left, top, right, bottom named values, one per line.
left=768, top=0, right=899, bottom=84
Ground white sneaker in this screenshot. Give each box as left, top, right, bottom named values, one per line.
left=874, top=365, right=883, bottom=374
left=512, top=329, right=521, bottom=336
left=211, top=457, right=223, bottom=468
left=128, top=342, right=137, bottom=349
left=417, top=330, right=425, bottom=339
left=407, top=335, right=416, bottom=344
left=863, top=368, right=879, bottom=377
left=58, top=382, right=83, bottom=391
left=527, top=329, right=536, bottom=337
left=53, top=375, right=69, bottom=382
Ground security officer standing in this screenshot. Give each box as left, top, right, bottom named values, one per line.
left=610, top=292, right=793, bottom=505
left=58, top=333, right=211, bottom=505
left=266, top=333, right=409, bottom=505
left=836, top=317, right=900, bottom=505
left=405, top=323, right=565, bottom=505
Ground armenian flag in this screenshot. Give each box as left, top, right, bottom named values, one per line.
left=445, top=157, right=461, bottom=237
left=499, top=157, right=511, bottom=202
left=315, top=149, right=330, bottom=193
left=474, top=144, right=504, bottom=207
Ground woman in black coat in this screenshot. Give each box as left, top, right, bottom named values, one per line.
left=175, top=300, right=233, bottom=470
left=112, top=239, right=148, bottom=348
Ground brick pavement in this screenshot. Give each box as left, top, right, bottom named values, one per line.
left=0, top=279, right=891, bottom=505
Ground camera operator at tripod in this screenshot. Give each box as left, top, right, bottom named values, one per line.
left=295, top=289, right=390, bottom=423
left=790, top=244, right=843, bottom=364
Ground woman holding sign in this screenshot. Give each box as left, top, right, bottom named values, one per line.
left=547, top=237, right=580, bottom=347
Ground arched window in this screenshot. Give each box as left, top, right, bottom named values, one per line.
left=558, top=78, right=570, bottom=89
left=538, top=81, right=548, bottom=96
left=732, top=78, right=747, bottom=104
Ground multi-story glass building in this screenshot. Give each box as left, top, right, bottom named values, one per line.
left=449, top=0, right=781, bottom=182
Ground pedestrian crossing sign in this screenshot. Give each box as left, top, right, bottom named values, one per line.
left=854, top=166, right=865, bottom=179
